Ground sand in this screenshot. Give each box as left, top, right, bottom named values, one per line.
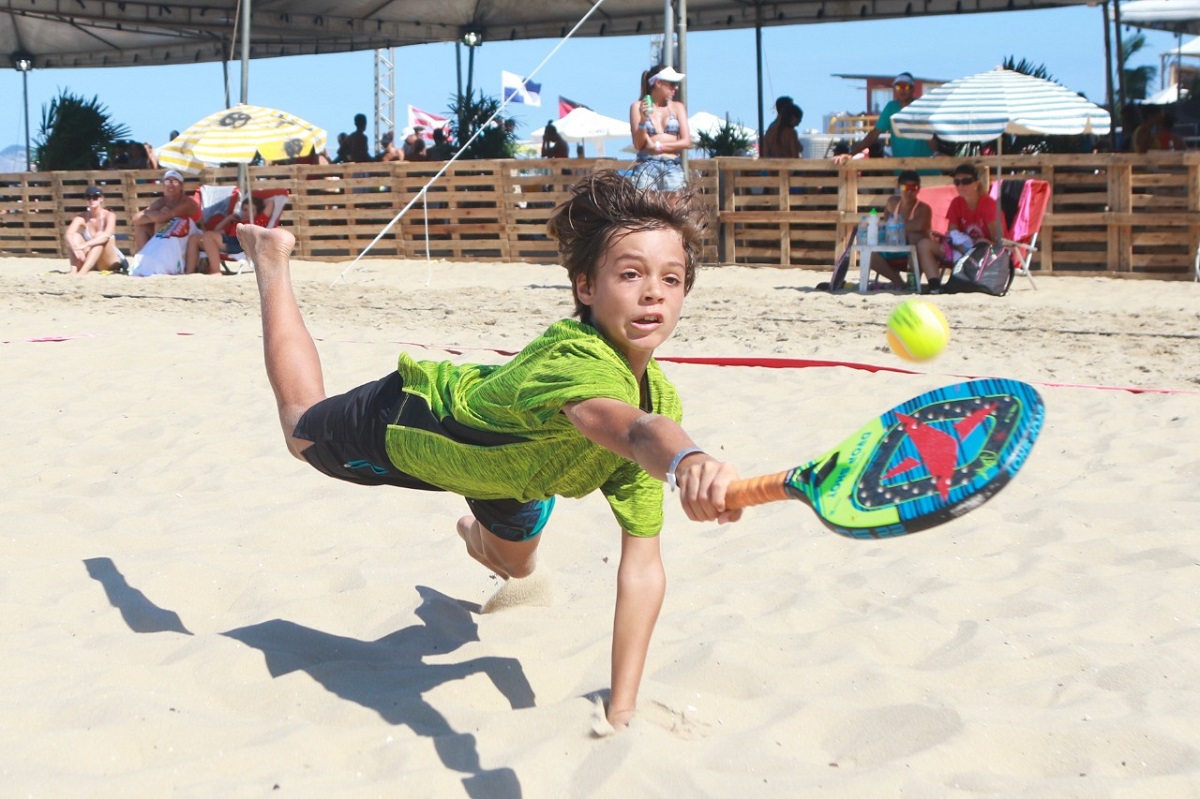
left=3, top=254, right=1199, bottom=798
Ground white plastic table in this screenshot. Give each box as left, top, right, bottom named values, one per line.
left=852, top=244, right=920, bottom=294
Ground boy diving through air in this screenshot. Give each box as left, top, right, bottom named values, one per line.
left=241, top=170, right=742, bottom=729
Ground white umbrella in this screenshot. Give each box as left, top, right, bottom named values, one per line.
left=1145, top=83, right=1189, bottom=103
left=530, top=107, right=629, bottom=156
left=891, top=67, right=1111, bottom=143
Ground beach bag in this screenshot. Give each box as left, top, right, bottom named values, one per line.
left=943, top=242, right=1014, bottom=297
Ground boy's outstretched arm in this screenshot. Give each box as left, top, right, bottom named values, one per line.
left=562, top=397, right=742, bottom=524
left=608, top=531, right=665, bottom=728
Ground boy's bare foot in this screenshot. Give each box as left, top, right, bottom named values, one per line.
left=237, top=224, right=295, bottom=271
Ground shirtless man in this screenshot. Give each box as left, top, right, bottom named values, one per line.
left=130, top=169, right=200, bottom=253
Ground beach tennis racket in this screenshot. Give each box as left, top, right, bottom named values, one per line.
left=725, top=378, right=1044, bottom=539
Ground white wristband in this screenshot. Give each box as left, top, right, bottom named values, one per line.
left=666, top=447, right=705, bottom=491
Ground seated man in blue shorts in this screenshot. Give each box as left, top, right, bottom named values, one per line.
left=238, top=170, right=742, bottom=730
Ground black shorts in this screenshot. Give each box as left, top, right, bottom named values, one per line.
left=292, top=372, right=554, bottom=541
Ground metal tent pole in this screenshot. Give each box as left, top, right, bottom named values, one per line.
left=239, top=0, right=251, bottom=206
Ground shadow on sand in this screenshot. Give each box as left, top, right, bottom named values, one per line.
left=85, top=559, right=529, bottom=797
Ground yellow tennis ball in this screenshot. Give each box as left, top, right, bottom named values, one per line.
left=886, top=298, right=950, bottom=361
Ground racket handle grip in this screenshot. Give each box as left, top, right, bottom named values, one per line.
left=725, top=471, right=791, bottom=510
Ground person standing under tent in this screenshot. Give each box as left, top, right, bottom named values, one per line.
left=761, top=97, right=803, bottom=159
left=833, top=72, right=934, bottom=164
left=541, top=122, right=570, bottom=159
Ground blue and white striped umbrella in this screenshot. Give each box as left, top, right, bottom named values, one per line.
left=892, top=68, right=1111, bottom=143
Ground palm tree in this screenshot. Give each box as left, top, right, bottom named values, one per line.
left=35, top=90, right=130, bottom=171
left=1002, top=56, right=1054, bottom=82
left=1120, top=32, right=1157, bottom=102
left=447, top=92, right=517, bottom=160
left=695, top=116, right=755, bottom=157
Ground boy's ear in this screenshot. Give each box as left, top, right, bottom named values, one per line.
left=574, top=272, right=595, bottom=305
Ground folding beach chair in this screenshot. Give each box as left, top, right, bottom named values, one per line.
left=220, top=189, right=290, bottom=275
left=989, top=179, right=1049, bottom=290
left=920, top=185, right=957, bottom=240
left=198, top=185, right=237, bottom=227
left=195, top=186, right=290, bottom=275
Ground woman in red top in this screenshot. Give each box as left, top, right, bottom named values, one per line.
left=944, top=162, right=1000, bottom=252
left=187, top=195, right=269, bottom=275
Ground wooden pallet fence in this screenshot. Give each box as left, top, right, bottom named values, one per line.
left=3, top=153, right=1198, bottom=279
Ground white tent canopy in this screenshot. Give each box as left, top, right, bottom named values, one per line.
left=1116, top=0, right=1200, bottom=34
left=5, top=0, right=1100, bottom=70
left=1174, top=33, right=1200, bottom=54
left=1144, top=83, right=1188, bottom=102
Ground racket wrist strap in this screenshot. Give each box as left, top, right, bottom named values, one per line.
left=666, top=447, right=706, bottom=491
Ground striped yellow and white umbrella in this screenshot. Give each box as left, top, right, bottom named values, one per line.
left=158, top=104, right=327, bottom=173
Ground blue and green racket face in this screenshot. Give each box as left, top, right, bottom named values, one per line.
left=785, top=379, right=1044, bottom=539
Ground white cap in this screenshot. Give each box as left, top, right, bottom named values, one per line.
left=401, top=126, right=416, bottom=137
left=162, top=169, right=184, bottom=182
left=650, top=66, right=686, bottom=84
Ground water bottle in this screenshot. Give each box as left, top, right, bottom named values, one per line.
left=866, top=209, right=879, bottom=246
left=887, top=214, right=903, bottom=246
left=857, top=215, right=868, bottom=246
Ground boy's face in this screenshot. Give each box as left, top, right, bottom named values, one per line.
left=576, top=227, right=687, bottom=371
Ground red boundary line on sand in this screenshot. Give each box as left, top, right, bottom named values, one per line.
left=386, top=341, right=1200, bottom=396
left=7, top=331, right=1198, bottom=396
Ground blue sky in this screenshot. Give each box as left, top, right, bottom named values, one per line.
left=0, top=7, right=1184, bottom=159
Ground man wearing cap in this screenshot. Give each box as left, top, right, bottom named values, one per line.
left=834, top=72, right=934, bottom=163
left=130, top=169, right=200, bottom=254
left=64, top=186, right=128, bottom=275
left=401, top=126, right=425, bottom=161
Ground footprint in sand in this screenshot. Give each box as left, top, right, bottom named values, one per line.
left=591, top=699, right=714, bottom=740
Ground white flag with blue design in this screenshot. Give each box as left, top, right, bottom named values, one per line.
left=501, top=71, right=542, bottom=107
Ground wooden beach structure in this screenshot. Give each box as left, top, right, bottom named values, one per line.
left=2, top=153, right=1198, bottom=279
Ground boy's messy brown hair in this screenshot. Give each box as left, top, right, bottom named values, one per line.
left=546, top=170, right=707, bottom=320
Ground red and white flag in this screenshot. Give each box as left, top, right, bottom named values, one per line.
left=407, top=105, right=452, bottom=142
left=558, top=96, right=589, bottom=119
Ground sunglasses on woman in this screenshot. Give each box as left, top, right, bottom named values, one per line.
left=953, top=177, right=977, bottom=186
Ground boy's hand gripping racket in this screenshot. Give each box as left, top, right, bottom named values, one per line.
left=725, top=379, right=1044, bottom=539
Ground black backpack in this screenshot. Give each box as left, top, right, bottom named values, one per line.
left=943, top=242, right=1014, bottom=297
